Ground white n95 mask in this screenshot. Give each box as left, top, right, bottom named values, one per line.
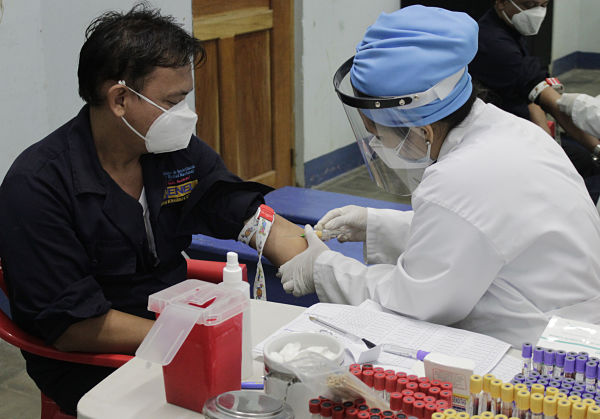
left=118, top=80, right=198, bottom=154
left=504, top=0, right=546, bottom=36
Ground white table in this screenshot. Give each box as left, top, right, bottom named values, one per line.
left=77, top=300, right=305, bottom=419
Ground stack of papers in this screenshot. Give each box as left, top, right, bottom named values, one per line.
left=255, top=302, right=513, bottom=378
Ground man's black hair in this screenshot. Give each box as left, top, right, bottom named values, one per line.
left=78, top=3, right=205, bottom=105
left=432, top=85, right=478, bottom=139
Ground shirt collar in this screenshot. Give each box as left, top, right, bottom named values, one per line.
left=68, top=105, right=108, bottom=195
left=437, top=98, right=486, bottom=160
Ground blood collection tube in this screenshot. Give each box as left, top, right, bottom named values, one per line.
left=363, top=363, right=374, bottom=371
left=491, top=379, right=503, bottom=415
left=542, top=349, right=555, bottom=376
left=343, top=401, right=355, bottom=410
left=390, top=392, right=403, bottom=414
left=350, top=363, right=361, bottom=370
left=533, top=347, right=544, bottom=374
left=332, top=405, right=345, bottom=419
left=357, top=412, right=370, bottom=419
left=575, top=356, right=587, bottom=383
left=346, top=408, right=359, bottom=419
left=441, top=382, right=453, bottom=393
left=515, top=390, right=530, bottom=419
left=501, top=383, right=515, bottom=418
left=577, top=352, right=589, bottom=360
left=442, top=408, right=457, bottom=418
left=352, top=369, right=363, bottom=381
left=414, top=392, right=426, bottom=402
left=553, top=351, right=566, bottom=379
left=514, top=384, right=527, bottom=401
left=374, top=367, right=385, bottom=373
left=387, top=375, right=399, bottom=401
left=543, top=396, right=557, bottom=419
left=468, top=375, right=483, bottom=416
left=567, top=395, right=581, bottom=405
left=431, top=413, right=445, bottom=419
left=570, top=403, right=587, bottom=419
left=397, top=372, right=408, bottom=379
left=481, top=412, right=494, bottom=419
left=563, top=356, right=575, bottom=379
left=588, top=406, right=600, bottom=419
left=431, top=380, right=442, bottom=387
left=370, top=408, right=382, bottom=417
left=382, top=410, right=395, bottom=417
left=363, top=370, right=375, bottom=388
left=429, top=387, right=441, bottom=400
left=439, top=390, right=453, bottom=406
left=408, top=375, right=419, bottom=383
left=597, top=363, right=600, bottom=392
left=585, top=361, right=597, bottom=392
left=375, top=372, right=387, bottom=399
left=424, top=397, right=436, bottom=405
left=398, top=415, right=408, bottom=419
left=494, top=415, right=508, bottom=419
left=420, top=383, right=432, bottom=394
left=482, top=374, right=495, bottom=413
left=397, top=378, right=409, bottom=392
left=402, top=390, right=415, bottom=398
left=572, top=384, right=586, bottom=393
left=425, top=404, right=437, bottom=419
left=544, top=387, right=559, bottom=398
left=407, top=382, right=420, bottom=392
left=414, top=400, right=426, bottom=419
left=436, top=400, right=449, bottom=412
left=310, top=399, right=321, bottom=418
left=355, top=398, right=366, bottom=406
left=530, top=393, right=544, bottom=419
left=321, top=401, right=333, bottom=419
left=385, top=369, right=396, bottom=375
left=530, top=384, right=545, bottom=396
left=403, top=396, right=416, bottom=418
left=556, top=399, right=570, bottom=419
left=522, top=343, right=533, bottom=375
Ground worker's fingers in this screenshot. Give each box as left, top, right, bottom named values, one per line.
left=315, top=208, right=343, bottom=231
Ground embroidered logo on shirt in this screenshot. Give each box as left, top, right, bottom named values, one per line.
left=161, top=166, right=197, bottom=206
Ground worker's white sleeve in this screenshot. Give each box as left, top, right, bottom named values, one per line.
left=314, top=201, right=504, bottom=325
left=558, top=93, right=600, bottom=138
left=365, top=208, right=414, bottom=264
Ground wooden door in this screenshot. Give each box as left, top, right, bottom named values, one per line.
left=192, top=0, right=294, bottom=188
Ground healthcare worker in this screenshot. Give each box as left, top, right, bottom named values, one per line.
left=558, top=93, right=600, bottom=142
left=278, top=5, right=600, bottom=347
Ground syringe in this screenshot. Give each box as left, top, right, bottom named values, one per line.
left=300, top=228, right=343, bottom=241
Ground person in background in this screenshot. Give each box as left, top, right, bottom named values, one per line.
left=0, top=5, right=305, bottom=415
left=278, top=5, right=600, bottom=348
left=469, top=0, right=600, bottom=187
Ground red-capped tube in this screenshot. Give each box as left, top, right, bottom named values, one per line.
left=418, top=377, right=430, bottom=384
left=407, top=375, right=419, bottom=383
left=390, top=392, right=403, bottom=412
left=309, top=399, right=321, bottom=414
left=430, top=379, right=442, bottom=387
left=439, top=390, right=452, bottom=404
left=370, top=408, right=382, bottom=415
left=419, top=382, right=431, bottom=392
left=332, top=405, right=345, bottom=419
left=428, top=387, right=440, bottom=399
left=357, top=404, right=370, bottom=412
left=435, top=400, right=449, bottom=410
left=362, top=370, right=375, bottom=387
left=374, top=367, right=385, bottom=373
left=343, top=401, right=355, bottom=409
left=396, top=372, right=408, bottom=379
left=350, top=363, right=361, bottom=370
left=401, top=389, right=414, bottom=398
left=424, top=403, right=437, bottom=419
left=351, top=369, right=363, bottom=381
left=403, top=396, right=415, bottom=416
left=385, top=375, right=397, bottom=393
left=382, top=411, right=395, bottom=417
left=413, top=400, right=426, bottom=419
left=362, top=363, right=374, bottom=371
left=396, top=378, right=409, bottom=392
left=440, top=382, right=452, bottom=392
left=406, top=382, right=419, bottom=392
left=355, top=398, right=366, bottom=406
left=374, top=372, right=386, bottom=391
left=346, top=408, right=358, bottom=419
left=357, top=412, right=370, bottom=419
left=423, top=396, right=436, bottom=405
left=414, top=392, right=426, bottom=400
left=397, top=414, right=408, bottom=419
left=320, top=401, right=333, bottom=418
left=385, top=369, right=396, bottom=376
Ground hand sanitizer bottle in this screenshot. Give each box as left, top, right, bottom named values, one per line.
left=220, top=252, right=253, bottom=380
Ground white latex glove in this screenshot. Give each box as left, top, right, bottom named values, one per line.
left=277, top=225, right=329, bottom=297
left=315, top=205, right=368, bottom=242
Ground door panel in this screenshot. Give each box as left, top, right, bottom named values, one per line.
left=192, top=0, right=293, bottom=187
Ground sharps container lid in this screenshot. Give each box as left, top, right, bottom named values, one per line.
left=203, top=391, right=294, bottom=419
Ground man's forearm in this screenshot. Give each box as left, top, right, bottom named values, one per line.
left=540, top=87, right=600, bottom=152
left=53, top=309, right=154, bottom=354
left=528, top=103, right=552, bottom=135
left=254, top=215, right=308, bottom=267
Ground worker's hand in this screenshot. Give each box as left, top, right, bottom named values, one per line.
left=557, top=93, right=579, bottom=115
left=315, top=205, right=368, bottom=242
left=277, top=225, right=329, bottom=297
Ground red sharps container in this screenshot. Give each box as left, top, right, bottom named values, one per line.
left=136, top=280, right=248, bottom=413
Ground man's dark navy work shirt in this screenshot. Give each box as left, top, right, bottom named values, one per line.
left=0, top=106, right=271, bottom=413
left=470, top=9, right=548, bottom=120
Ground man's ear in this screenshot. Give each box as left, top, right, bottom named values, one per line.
left=105, top=83, right=128, bottom=118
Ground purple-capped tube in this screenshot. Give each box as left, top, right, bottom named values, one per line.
left=597, top=363, right=600, bottom=392
left=589, top=356, right=599, bottom=365
left=560, top=382, right=573, bottom=391
left=554, top=350, right=567, bottom=379
left=563, top=377, right=575, bottom=384
left=558, top=388, right=569, bottom=395
left=533, top=346, right=544, bottom=374
left=595, top=395, right=600, bottom=404
left=530, top=370, right=541, bottom=378
left=578, top=351, right=589, bottom=359
left=572, top=384, right=586, bottom=393
left=549, top=380, right=562, bottom=389
left=537, top=378, right=549, bottom=387
left=570, top=391, right=582, bottom=398
left=564, top=356, right=576, bottom=379
left=567, top=351, right=579, bottom=357
left=543, top=349, right=555, bottom=376
left=522, top=343, right=533, bottom=375
left=585, top=361, right=597, bottom=393
left=582, top=392, right=596, bottom=400
left=576, top=355, right=588, bottom=383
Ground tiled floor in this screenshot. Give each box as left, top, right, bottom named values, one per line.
left=0, top=68, right=598, bottom=419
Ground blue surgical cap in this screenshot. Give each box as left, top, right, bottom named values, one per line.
left=350, top=5, right=478, bottom=127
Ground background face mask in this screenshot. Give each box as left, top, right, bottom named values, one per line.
left=119, top=81, right=198, bottom=154
left=504, top=0, right=547, bottom=36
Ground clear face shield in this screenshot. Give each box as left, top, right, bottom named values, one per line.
left=333, top=57, right=437, bottom=196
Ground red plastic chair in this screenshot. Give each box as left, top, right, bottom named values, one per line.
left=0, top=258, right=246, bottom=419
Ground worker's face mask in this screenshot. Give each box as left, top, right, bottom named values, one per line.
left=118, top=80, right=198, bottom=154
left=504, top=0, right=547, bottom=36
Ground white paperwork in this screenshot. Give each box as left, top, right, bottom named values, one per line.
left=254, top=302, right=510, bottom=376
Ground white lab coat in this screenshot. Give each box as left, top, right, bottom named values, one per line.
left=313, top=99, right=600, bottom=347
left=558, top=93, right=600, bottom=138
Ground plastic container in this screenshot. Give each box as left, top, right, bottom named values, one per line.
left=203, top=390, right=294, bottom=419
left=136, top=279, right=249, bottom=413
left=263, top=332, right=344, bottom=417
left=219, top=252, right=253, bottom=380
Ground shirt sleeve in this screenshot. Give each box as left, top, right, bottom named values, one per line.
left=314, top=200, right=504, bottom=325
left=176, top=137, right=273, bottom=239
left=365, top=208, right=414, bottom=264
left=0, top=173, right=111, bottom=344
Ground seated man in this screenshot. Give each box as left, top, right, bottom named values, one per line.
left=0, top=5, right=305, bottom=415
left=469, top=0, right=600, bottom=183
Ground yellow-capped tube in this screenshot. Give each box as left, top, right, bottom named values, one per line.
left=468, top=375, right=483, bottom=416
left=543, top=396, right=557, bottom=419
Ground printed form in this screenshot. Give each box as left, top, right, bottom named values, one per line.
left=255, top=302, right=512, bottom=377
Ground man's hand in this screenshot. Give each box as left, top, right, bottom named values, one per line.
left=316, top=205, right=368, bottom=242
left=277, top=225, right=329, bottom=297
